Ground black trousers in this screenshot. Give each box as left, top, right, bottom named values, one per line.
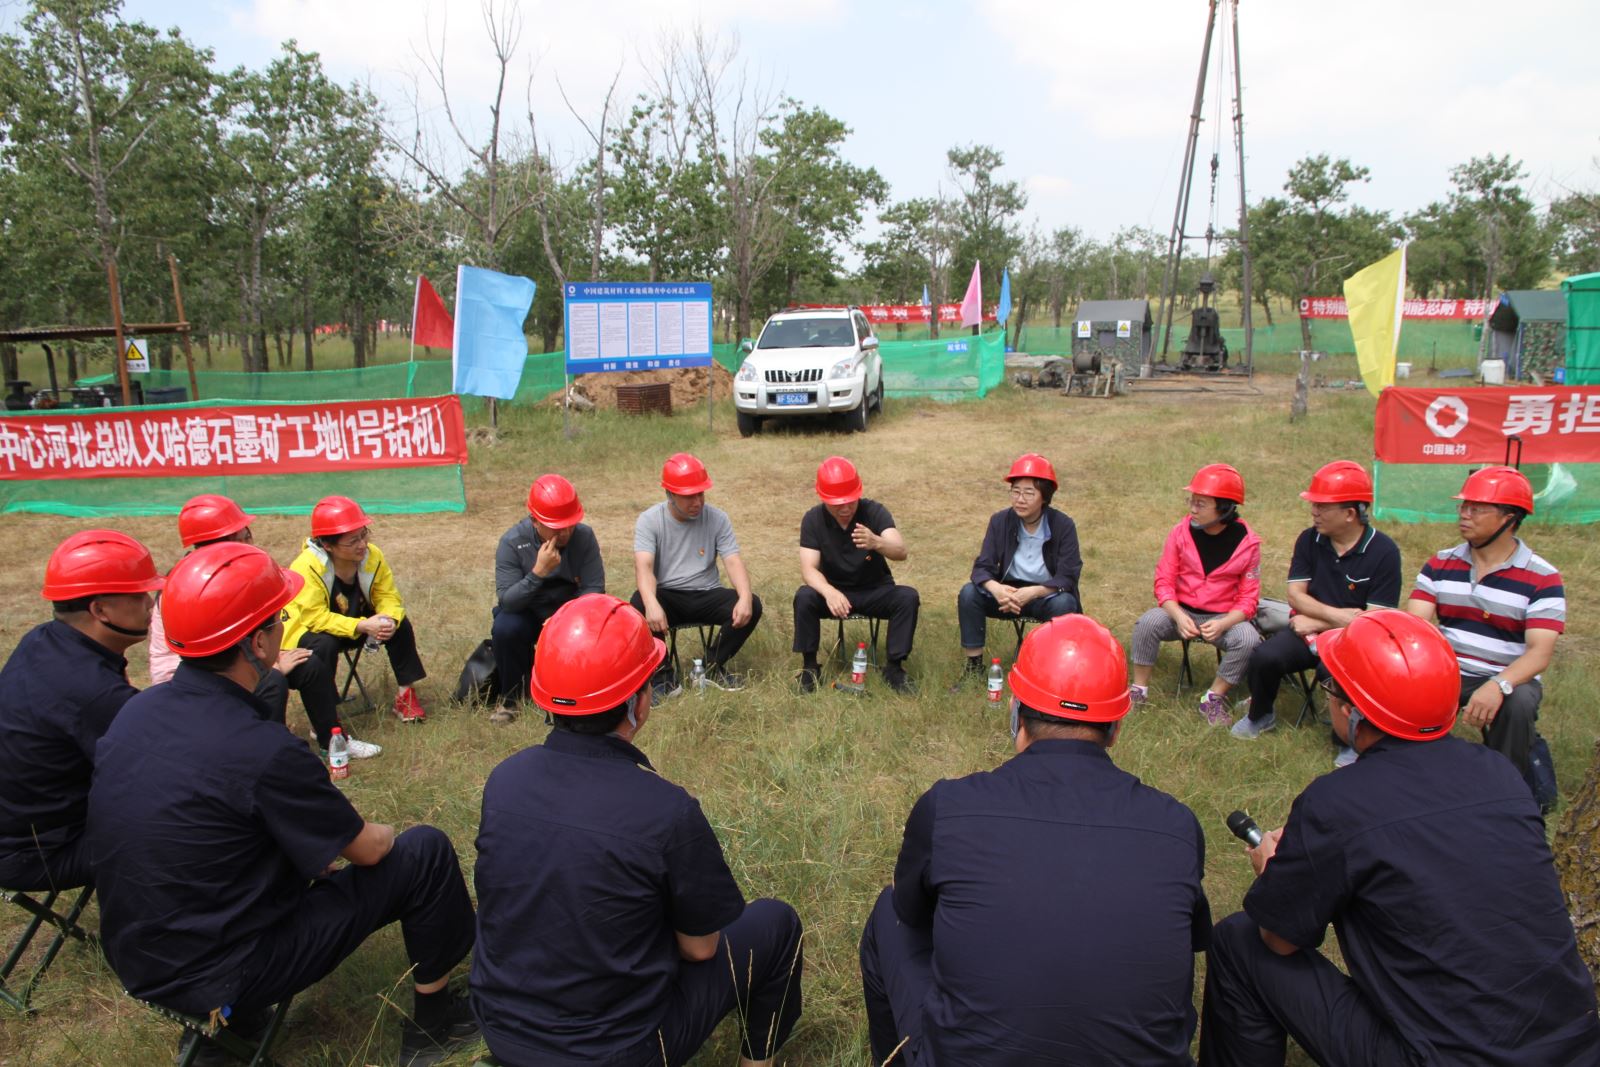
left=1461, top=673, right=1541, bottom=776
left=287, top=618, right=426, bottom=747
left=792, top=583, right=920, bottom=663
left=1199, top=912, right=1416, bottom=1066
left=629, top=586, right=764, bottom=670
left=859, top=886, right=929, bottom=1065
left=1244, top=629, right=1320, bottom=723
left=227, top=826, right=475, bottom=1015
left=0, top=834, right=92, bottom=893
left=491, top=597, right=576, bottom=704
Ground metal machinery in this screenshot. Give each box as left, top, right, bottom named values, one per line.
left=1179, top=273, right=1229, bottom=372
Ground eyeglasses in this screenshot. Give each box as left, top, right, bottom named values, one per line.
left=1009, top=487, right=1040, bottom=500
left=1319, top=677, right=1349, bottom=704
left=1457, top=503, right=1501, bottom=518
left=334, top=528, right=370, bottom=548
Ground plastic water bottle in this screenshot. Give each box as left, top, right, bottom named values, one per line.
left=363, top=617, right=383, bottom=653
left=987, top=658, right=1005, bottom=705
left=851, top=643, right=868, bottom=687
left=691, top=658, right=706, bottom=691
left=328, top=727, right=350, bottom=781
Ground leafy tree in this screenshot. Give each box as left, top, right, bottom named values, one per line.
left=861, top=196, right=955, bottom=333
left=1406, top=156, right=1552, bottom=298
left=609, top=96, right=722, bottom=283
left=1550, top=188, right=1600, bottom=275
left=947, top=144, right=1026, bottom=299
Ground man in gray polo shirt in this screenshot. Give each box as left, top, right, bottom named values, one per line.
left=632, top=453, right=762, bottom=693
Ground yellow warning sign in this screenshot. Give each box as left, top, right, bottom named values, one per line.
left=124, top=338, right=149, bottom=373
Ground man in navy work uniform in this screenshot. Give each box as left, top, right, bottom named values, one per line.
left=1233, top=461, right=1401, bottom=764
left=490, top=473, right=605, bottom=724
left=0, top=530, right=163, bottom=892
left=1200, top=610, right=1600, bottom=1066
left=861, top=615, right=1211, bottom=1065
left=794, top=455, right=919, bottom=693
left=87, top=543, right=478, bottom=1067
left=472, top=594, right=804, bottom=1066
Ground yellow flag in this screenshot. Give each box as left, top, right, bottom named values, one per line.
left=1343, top=246, right=1407, bottom=398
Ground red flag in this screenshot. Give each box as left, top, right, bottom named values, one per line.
left=413, top=274, right=454, bottom=349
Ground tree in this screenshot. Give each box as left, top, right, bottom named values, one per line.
left=1406, top=156, right=1552, bottom=298
left=609, top=94, right=722, bottom=283
left=947, top=144, right=1026, bottom=298
left=862, top=196, right=955, bottom=334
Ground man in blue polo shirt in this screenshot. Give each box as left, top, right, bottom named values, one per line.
left=861, top=615, right=1210, bottom=1065
left=472, top=593, right=804, bottom=1067
left=87, top=544, right=478, bottom=1067
left=1200, top=610, right=1599, bottom=1066
left=0, top=530, right=163, bottom=892
left=1232, top=461, right=1400, bottom=766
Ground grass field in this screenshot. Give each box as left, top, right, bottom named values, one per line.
left=2, top=369, right=1596, bottom=1065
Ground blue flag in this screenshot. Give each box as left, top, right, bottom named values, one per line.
left=997, top=269, right=1012, bottom=326
left=921, top=284, right=930, bottom=307
left=452, top=265, right=537, bottom=399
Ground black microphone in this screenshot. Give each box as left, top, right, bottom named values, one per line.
left=1226, top=810, right=1263, bottom=848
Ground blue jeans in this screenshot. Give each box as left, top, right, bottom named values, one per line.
left=956, top=582, right=1079, bottom=651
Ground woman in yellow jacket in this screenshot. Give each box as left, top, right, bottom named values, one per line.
left=283, top=497, right=429, bottom=758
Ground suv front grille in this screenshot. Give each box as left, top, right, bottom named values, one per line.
left=765, top=368, right=824, bottom=384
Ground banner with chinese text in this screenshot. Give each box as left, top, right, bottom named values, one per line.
left=1300, top=297, right=1490, bottom=320
left=794, top=303, right=998, bottom=324
left=0, top=396, right=467, bottom=481
left=1374, top=386, right=1600, bottom=464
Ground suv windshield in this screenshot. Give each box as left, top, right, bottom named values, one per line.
left=757, top=317, right=855, bottom=349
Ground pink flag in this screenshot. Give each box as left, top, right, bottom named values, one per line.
left=412, top=274, right=455, bottom=349
left=959, top=260, right=983, bottom=327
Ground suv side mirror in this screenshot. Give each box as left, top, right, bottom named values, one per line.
left=740, top=338, right=755, bottom=354
left=860, top=335, right=879, bottom=350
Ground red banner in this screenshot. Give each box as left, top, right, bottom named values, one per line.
left=1375, top=386, right=1600, bottom=464
left=1299, top=296, right=1491, bottom=320
left=0, top=396, right=468, bottom=480
left=795, top=303, right=998, bottom=324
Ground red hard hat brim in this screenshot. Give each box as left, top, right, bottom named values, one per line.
left=531, top=508, right=584, bottom=529
left=41, top=572, right=166, bottom=599
left=529, top=634, right=666, bottom=715
left=182, top=512, right=256, bottom=548
left=663, top=476, right=714, bottom=495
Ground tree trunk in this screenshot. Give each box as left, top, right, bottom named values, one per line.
left=1257, top=290, right=1275, bottom=327
left=66, top=343, right=79, bottom=383
left=1, top=343, right=18, bottom=384
left=286, top=330, right=295, bottom=367
left=201, top=333, right=213, bottom=368
left=302, top=290, right=315, bottom=372
left=541, top=318, right=559, bottom=353
left=1554, top=738, right=1600, bottom=990
left=1298, top=295, right=1315, bottom=353
left=272, top=328, right=285, bottom=369
left=351, top=305, right=368, bottom=369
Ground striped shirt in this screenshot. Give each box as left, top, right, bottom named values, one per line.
left=1410, top=539, right=1565, bottom=677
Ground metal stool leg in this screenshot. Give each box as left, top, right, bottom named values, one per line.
left=338, top=646, right=375, bottom=714
left=1292, top=669, right=1323, bottom=728
left=1177, top=639, right=1195, bottom=692
left=156, top=995, right=291, bottom=1067
left=1, top=885, right=94, bottom=1013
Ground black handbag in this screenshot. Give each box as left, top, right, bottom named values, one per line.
left=453, top=638, right=500, bottom=704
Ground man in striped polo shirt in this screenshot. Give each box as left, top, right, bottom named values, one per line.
left=1406, top=467, right=1560, bottom=798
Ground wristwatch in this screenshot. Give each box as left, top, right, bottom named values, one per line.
left=1492, top=676, right=1513, bottom=697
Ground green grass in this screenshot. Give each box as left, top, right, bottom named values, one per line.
left=1, top=373, right=1595, bottom=1065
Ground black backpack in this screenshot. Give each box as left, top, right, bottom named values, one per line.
left=453, top=638, right=501, bottom=704
left=1523, top=734, right=1558, bottom=815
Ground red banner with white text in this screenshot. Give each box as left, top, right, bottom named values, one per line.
left=796, top=303, right=998, bottom=324
left=1300, top=296, right=1491, bottom=320
left=0, top=396, right=468, bottom=480
left=1374, top=386, right=1600, bottom=464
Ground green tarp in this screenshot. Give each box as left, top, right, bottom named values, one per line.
left=1563, top=272, right=1600, bottom=385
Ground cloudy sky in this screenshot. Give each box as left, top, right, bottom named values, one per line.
left=6, top=0, right=1597, bottom=244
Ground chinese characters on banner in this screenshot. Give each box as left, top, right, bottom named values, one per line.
left=0, top=396, right=468, bottom=480
left=1299, top=297, right=1491, bottom=320
left=793, top=303, right=998, bottom=324
left=1374, top=387, right=1600, bottom=464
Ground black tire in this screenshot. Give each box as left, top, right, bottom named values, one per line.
left=736, top=410, right=761, bottom=437
left=845, top=395, right=869, bottom=433
left=872, top=376, right=885, bottom=413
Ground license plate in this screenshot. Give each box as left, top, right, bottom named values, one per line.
left=774, top=391, right=810, bottom=406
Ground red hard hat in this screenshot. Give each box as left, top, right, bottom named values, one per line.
left=527, top=474, right=584, bottom=529
left=161, top=542, right=304, bottom=658
left=661, top=452, right=714, bottom=496
left=1007, top=614, right=1132, bottom=723
left=1006, top=453, right=1057, bottom=489
left=309, top=496, right=372, bottom=538
left=178, top=494, right=256, bottom=547
left=1186, top=463, right=1246, bottom=504
left=530, top=594, right=666, bottom=716
left=41, top=530, right=165, bottom=601
left=1300, top=461, right=1373, bottom=505
left=815, top=456, right=863, bottom=505
left=1454, top=465, right=1534, bottom=515
left=1318, top=609, right=1458, bottom=742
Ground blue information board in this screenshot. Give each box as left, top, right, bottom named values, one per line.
left=563, top=281, right=713, bottom=374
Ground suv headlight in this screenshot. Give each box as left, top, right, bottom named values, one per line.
left=736, top=361, right=758, bottom=383
left=829, top=356, right=859, bottom=380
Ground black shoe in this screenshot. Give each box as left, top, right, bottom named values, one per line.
left=702, top=666, right=747, bottom=692
left=399, top=993, right=480, bottom=1067
left=947, top=659, right=985, bottom=693
left=797, top=666, right=821, bottom=694
left=884, top=666, right=915, bottom=694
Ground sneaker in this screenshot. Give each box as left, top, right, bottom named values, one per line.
left=393, top=686, right=427, bottom=723
left=346, top=737, right=383, bottom=759
left=797, top=667, right=821, bottom=694
left=1129, top=684, right=1149, bottom=706
left=398, top=992, right=479, bottom=1067
left=702, top=667, right=747, bottom=692
left=488, top=703, right=518, bottom=725
left=1198, top=692, right=1231, bottom=725
left=884, top=666, right=916, bottom=695
left=1334, top=745, right=1359, bottom=768
left=1230, top=712, right=1277, bottom=740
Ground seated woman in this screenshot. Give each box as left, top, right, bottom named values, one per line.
left=282, top=497, right=427, bottom=758
left=1130, top=463, right=1261, bottom=724
left=954, top=453, right=1082, bottom=682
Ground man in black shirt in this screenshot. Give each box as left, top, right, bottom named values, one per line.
left=795, top=455, right=919, bottom=692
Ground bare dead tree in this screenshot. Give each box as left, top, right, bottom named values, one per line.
left=554, top=65, right=622, bottom=282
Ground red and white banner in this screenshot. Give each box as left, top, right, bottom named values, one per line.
left=1375, top=386, right=1600, bottom=464
left=795, top=303, right=998, bottom=324
left=0, top=396, right=468, bottom=480
left=1300, top=297, right=1491, bottom=320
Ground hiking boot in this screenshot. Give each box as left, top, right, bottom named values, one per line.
left=1129, top=684, right=1149, bottom=706
left=702, top=667, right=747, bottom=692
left=393, top=686, right=427, bottom=723
left=1198, top=692, right=1231, bottom=725
left=346, top=737, right=383, bottom=759
left=947, top=660, right=985, bottom=693
left=398, top=992, right=479, bottom=1067
left=884, top=666, right=915, bottom=695
left=1230, top=712, right=1276, bottom=740
left=797, top=667, right=821, bottom=694
left=487, top=703, right=518, bottom=725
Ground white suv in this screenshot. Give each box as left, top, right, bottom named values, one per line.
left=733, top=307, right=885, bottom=436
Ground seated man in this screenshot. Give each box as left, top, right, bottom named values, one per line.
left=1200, top=610, right=1599, bottom=1065
left=1406, top=466, right=1564, bottom=809
left=794, top=456, right=919, bottom=693
left=147, top=494, right=308, bottom=722
left=954, top=452, right=1081, bottom=681
left=88, top=543, right=478, bottom=1067
left=471, top=594, right=803, bottom=1066
left=0, top=531, right=163, bottom=892
left=632, top=452, right=761, bottom=693
left=1131, top=463, right=1261, bottom=724
left=1233, top=461, right=1400, bottom=765
left=490, top=474, right=604, bottom=724
left=862, top=615, right=1210, bottom=1064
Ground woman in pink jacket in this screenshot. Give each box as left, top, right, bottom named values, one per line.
left=1131, top=464, right=1262, bottom=723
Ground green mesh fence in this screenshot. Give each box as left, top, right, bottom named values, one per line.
left=880, top=330, right=1006, bottom=400
left=1016, top=320, right=1484, bottom=363
left=1373, top=461, right=1600, bottom=525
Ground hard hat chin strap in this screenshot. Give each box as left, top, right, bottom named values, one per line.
left=100, top=619, right=151, bottom=638
left=240, top=639, right=271, bottom=684
left=1468, top=514, right=1518, bottom=552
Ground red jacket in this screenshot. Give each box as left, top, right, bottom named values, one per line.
left=1152, top=518, right=1261, bottom=618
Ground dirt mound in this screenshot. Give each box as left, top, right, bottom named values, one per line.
left=556, top=364, right=736, bottom=411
